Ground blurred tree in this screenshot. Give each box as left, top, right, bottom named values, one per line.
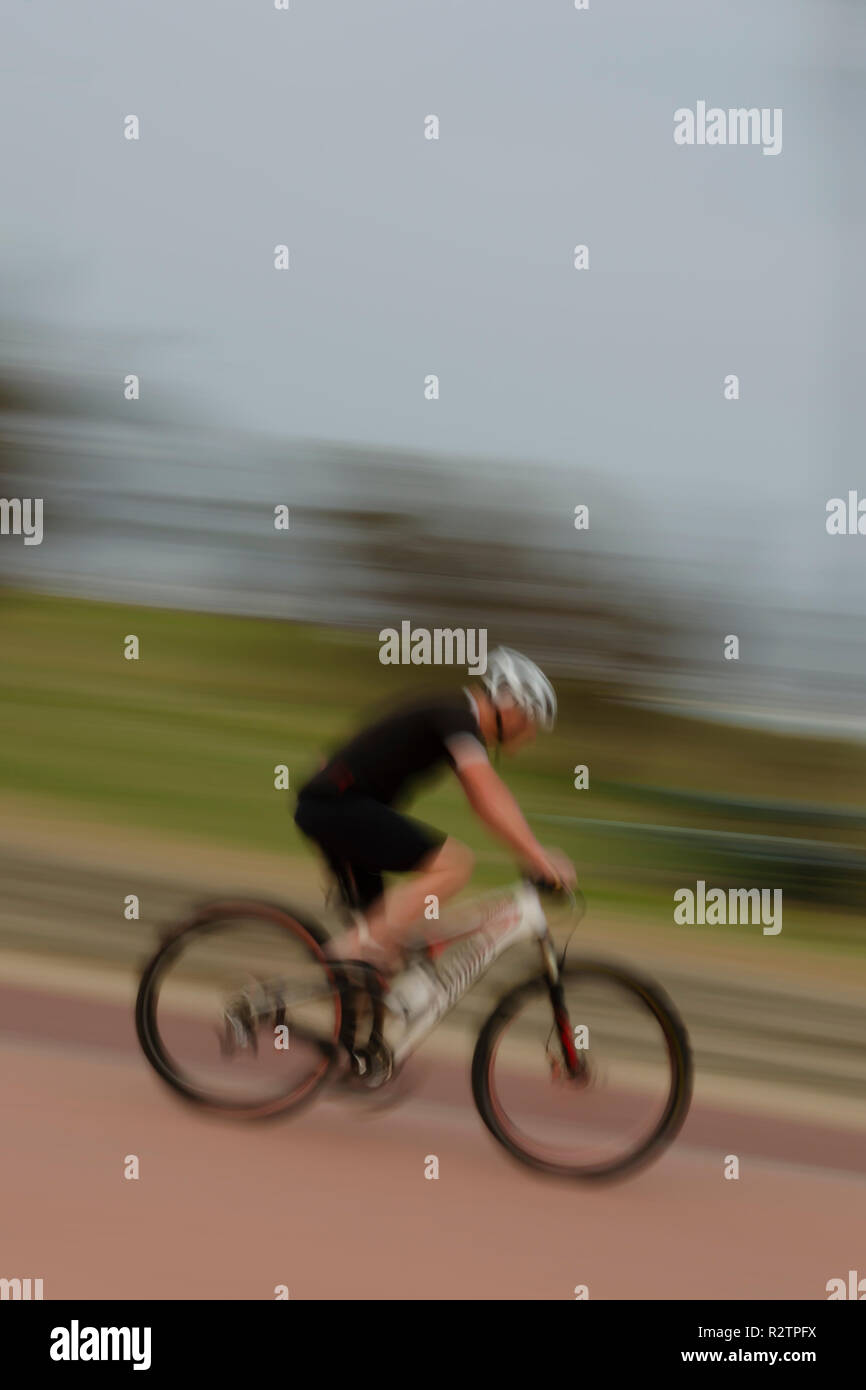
left=317, top=453, right=675, bottom=696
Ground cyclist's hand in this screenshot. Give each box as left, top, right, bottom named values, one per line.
left=530, top=848, right=577, bottom=891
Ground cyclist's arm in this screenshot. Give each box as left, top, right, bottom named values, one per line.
left=454, top=757, right=553, bottom=877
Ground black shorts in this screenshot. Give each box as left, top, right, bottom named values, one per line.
left=294, top=789, right=446, bottom=910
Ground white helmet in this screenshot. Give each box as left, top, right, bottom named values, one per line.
left=482, top=647, right=557, bottom=730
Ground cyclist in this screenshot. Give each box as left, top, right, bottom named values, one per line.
left=294, top=647, right=577, bottom=974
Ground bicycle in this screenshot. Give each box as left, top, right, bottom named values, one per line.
left=135, top=877, right=693, bottom=1181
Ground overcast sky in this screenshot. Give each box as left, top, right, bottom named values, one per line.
left=3, top=0, right=864, bottom=643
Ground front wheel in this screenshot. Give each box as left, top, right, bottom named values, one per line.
left=472, top=959, right=692, bottom=1181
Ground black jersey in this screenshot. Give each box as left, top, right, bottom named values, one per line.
left=300, top=692, right=487, bottom=806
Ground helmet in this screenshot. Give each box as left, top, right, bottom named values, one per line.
left=482, top=647, right=557, bottom=730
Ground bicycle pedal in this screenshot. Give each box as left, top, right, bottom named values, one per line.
left=341, top=1045, right=393, bottom=1091
left=219, top=1001, right=258, bottom=1056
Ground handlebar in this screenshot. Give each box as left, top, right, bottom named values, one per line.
left=522, top=876, right=586, bottom=919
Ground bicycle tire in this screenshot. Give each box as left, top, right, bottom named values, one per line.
left=471, top=958, right=693, bottom=1181
left=135, top=898, right=341, bottom=1118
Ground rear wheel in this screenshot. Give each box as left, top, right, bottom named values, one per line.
left=136, top=900, right=342, bottom=1118
left=472, top=959, right=692, bottom=1180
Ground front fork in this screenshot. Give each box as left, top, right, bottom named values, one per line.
left=538, top=931, right=583, bottom=1080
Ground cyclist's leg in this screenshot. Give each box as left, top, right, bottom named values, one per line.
left=294, top=792, right=472, bottom=969
left=324, top=839, right=473, bottom=970
left=362, top=837, right=474, bottom=961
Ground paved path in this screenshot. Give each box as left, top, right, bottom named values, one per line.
left=2, top=981, right=864, bottom=1301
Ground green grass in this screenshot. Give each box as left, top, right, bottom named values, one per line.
left=2, top=589, right=865, bottom=953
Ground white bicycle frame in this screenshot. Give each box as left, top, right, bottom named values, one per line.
left=390, top=881, right=562, bottom=1066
